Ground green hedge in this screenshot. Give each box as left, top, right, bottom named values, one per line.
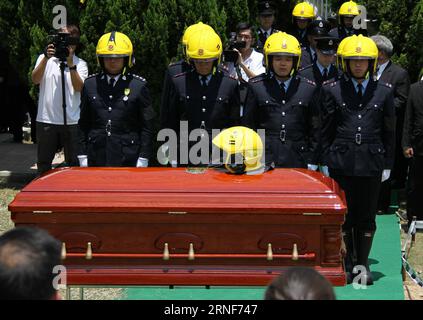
left=1, top=0, right=422, bottom=111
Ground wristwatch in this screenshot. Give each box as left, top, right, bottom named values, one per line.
left=68, top=65, right=77, bottom=71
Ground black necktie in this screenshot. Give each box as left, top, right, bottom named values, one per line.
left=313, top=52, right=317, bottom=62
left=201, top=76, right=208, bottom=88
left=280, top=82, right=286, bottom=96
left=109, top=77, right=115, bottom=88
left=323, top=68, right=328, bottom=80
left=357, top=83, right=363, bottom=99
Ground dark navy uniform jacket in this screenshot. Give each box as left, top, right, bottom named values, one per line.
left=161, top=69, right=240, bottom=165
left=163, top=69, right=240, bottom=133
left=78, top=72, right=155, bottom=167
left=298, top=63, right=341, bottom=88
left=256, top=28, right=280, bottom=53
left=242, top=73, right=320, bottom=168
left=160, top=59, right=192, bottom=129
left=320, top=76, right=396, bottom=176
left=329, top=26, right=367, bottom=40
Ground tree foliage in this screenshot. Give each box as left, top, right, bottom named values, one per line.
left=1, top=0, right=423, bottom=110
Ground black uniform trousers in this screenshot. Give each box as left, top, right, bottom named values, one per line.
left=331, top=173, right=381, bottom=232
left=406, top=156, right=423, bottom=222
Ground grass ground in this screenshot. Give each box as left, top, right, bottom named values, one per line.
left=0, top=186, right=123, bottom=300
left=0, top=186, right=422, bottom=300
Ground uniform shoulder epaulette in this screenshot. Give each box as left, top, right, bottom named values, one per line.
left=298, top=64, right=313, bottom=72
left=86, top=73, right=98, bottom=79
left=299, top=76, right=316, bottom=86
left=128, top=73, right=146, bottom=82
left=322, top=79, right=337, bottom=86
left=379, top=81, right=393, bottom=88
left=225, top=73, right=238, bottom=81
left=321, top=80, right=337, bottom=87
left=249, top=73, right=266, bottom=83
left=168, top=60, right=183, bottom=67
left=173, top=71, right=189, bottom=79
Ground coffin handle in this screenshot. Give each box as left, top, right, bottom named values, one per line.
left=85, top=242, right=93, bottom=260
left=61, top=243, right=67, bottom=260
left=188, top=243, right=195, bottom=260
left=163, top=243, right=170, bottom=261
left=292, top=243, right=299, bottom=261
left=266, top=243, right=273, bottom=261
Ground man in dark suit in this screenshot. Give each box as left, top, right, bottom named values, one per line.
left=402, top=80, right=423, bottom=225
left=371, top=35, right=411, bottom=214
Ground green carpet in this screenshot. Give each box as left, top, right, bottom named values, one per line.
left=123, top=215, right=404, bottom=300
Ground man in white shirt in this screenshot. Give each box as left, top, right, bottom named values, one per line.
left=225, top=22, right=265, bottom=112
left=31, top=25, right=88, bottom=175
left=234, top=23, right=266, bottom=83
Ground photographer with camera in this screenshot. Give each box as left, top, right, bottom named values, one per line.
left=31, top=24, right=88, bottom=175
left=222, top=23, right=265, bottom=109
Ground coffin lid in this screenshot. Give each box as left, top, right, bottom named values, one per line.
left=9, top=168, right=347, bottom=214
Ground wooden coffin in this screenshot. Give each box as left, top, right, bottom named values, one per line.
left=9, top=167, right=347, bottom=286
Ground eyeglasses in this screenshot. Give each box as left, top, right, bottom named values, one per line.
left=237, top=35, right=252, bottom=40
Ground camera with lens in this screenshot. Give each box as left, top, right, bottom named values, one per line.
left=223, top=32, right=246, bottom=63
left=48, top=32, right=79, bottom=61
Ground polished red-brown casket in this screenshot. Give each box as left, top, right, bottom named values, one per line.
left=9, top=167, right=347, bottom=286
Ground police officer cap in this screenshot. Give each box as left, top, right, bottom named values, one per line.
left=315, top=36, right=339, bottom=55
left=258, top=1, right=275, bottom=16
left=306, top=19, right=332, bottom=36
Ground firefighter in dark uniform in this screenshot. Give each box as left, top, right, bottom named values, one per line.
left=300, top=20, right=332, bottom=69
left=329, top=0, right=367, bottom=40
left=160, top=22, right=215, bottom=130
left=78, top=31, right=155, bottom=167
left=320, top=35, right=396, bottom=285
left=299, top=36, right=340, bottom=87
left=242, top=32, right=320, bottom=169
left=288, top=1, right=316, bottom=49
left=256, top=1, right=280, bottom=53
left=162, top=29, right=240, bottom=167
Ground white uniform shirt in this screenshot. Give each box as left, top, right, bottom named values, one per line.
left=35, top=54, right=88, bottom=125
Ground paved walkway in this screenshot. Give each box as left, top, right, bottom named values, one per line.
left=0, top=130, right=64, bottom=186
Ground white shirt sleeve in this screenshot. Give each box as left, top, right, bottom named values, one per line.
left=250, top=51, right=265, bottom=76
left=77, top=59, right=89, bottom=81
left=34, top=54, right=45, bottom=69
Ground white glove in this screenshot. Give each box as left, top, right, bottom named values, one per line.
left=320, top=165, right=329, bottom=177
left=77, top=155, right=88, bottom=167
left=307, top=164, right=318, bottom=171
left=136, top=157, right=149, bottom=168
left=381, top=169, right=391, bottom=182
